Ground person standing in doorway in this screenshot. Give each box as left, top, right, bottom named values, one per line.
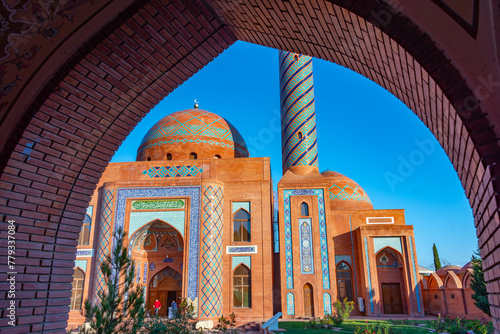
left=153, top=299, right=161, bottom=317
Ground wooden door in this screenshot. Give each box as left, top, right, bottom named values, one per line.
left=303, top=283, right=314, bottom=317
left=381, top=283, right=403, bottom=314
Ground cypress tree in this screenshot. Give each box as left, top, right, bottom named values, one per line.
left=83, top=227, right=145, bottom=334
left=470, top=248, right=491, bottom=316
left=433, top=243, right=442, bottom=271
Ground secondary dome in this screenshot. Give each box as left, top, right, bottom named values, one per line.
left=321, top=170, right=373, bottom=210
left=136, top=108, right=249, bottom=161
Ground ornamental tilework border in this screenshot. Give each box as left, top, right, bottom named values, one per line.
left=373, top=237, right=402, bottom=254
left=298, top=218, right=314, bottom=274
left=226, top=246, right=257, bottom=254
left=364, top=238, right=374, bottom=313
left=283, top=189, right=330, bottom=289
left=232, top=256, right=251, bottom=270
left=323, top=293, right=332, bottom=315
left=114, top=187, right=200, bottom=299
left=287, top=292, right=295, bottom=315
left=143, top=165, right=203, bottom=178
left=409, top=237, right=422, bottom=312
left=94, top=189, right=114, bottom=298
left=200, top=185, right=224, bottom=318
left=143, top=262, right=148, bottom=285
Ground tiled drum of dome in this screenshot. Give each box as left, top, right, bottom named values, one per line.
left=137, top=110, right=248, bottom=157
left=200, top=185, right=224, bottom=318
left=279, top=51, right=318, bottom=170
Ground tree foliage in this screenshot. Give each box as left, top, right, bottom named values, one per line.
left=470, top=247, right=491, bottom=316
left=433, top=243, right=442, bottom=271
left=83, top=227, right=145, bottom=334
left=142, top=299, right=198, bottom=334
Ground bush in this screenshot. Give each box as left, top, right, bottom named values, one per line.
left=331, top=297, right=355, bottom=325
left=142, top=299, right=197, bottom=334
left=305, top=317, right=322, bottom=329
left=215, top=313, right=238, bottom=334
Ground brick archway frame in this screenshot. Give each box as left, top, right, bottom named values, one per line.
left=0, top=0, right=499, bottom=332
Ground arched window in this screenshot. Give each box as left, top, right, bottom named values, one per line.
left=298, top=132, right=303, bottom=140
left=293, top=54, right=299, bottom=61
left=337, top=262, right=354, bottom=301
left=300, top=202, right=309, bottom=216
left=214, top=154, right=221, bottom=159
left=147, top=157, right=151, bottom=161
left=70, top=268, right=85, bottom=310
left=166, top=153, right=172, bottom=160
left=233, top=209, right=251, bottom=242
left=78, top=214, right=91, bottom=245
left=189, top=152, right=197, bottom=160
left=233, top=265, right=251, bottom=308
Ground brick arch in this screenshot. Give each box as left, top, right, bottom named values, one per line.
left=0, top=0, right=499, bottom=332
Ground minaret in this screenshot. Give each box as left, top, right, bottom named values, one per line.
left=279, top=50, right=319, bottom=174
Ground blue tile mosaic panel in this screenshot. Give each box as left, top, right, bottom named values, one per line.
left=287, top=292, right=295, bottom=315
left=114, top=187, right=200, bottom=300
left=76, top=249, right=94, bottom=257
left=232, top=201, right=250, bottom=214
left=373, top=237, right=402, bottom=254
left=86, top=205, right=93, bottom=218
left=364, top=238, right=374, bottom=313
left=143, top=262, right=148, bottom=284
left=143, top=165, right=203, bottom=178
left=323, top=293, right=332, bottom=315
left=200, top=185, right=224, bottom=318
left=283, top=189, right=330, bottom=289
left=409, top=237, right=422, bottom=312
left=298, top=218, right=314, bottom=274
left=232, top=256, right=251, bottom=270
left=129, top=211, right=185, bottom=238
left=74, top=259, right=87, bottom=272
left=335, top=255, right=351, bottom=265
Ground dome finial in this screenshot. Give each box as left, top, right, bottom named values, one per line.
left=194, top=99, right=199, bottom=109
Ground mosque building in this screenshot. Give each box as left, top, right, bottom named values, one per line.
left=69, top=51, right=424, bottom=327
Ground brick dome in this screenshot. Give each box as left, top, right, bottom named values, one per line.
left=136, top=109, right=249, bottom=161
left=321, top=170, right=373, bottom=210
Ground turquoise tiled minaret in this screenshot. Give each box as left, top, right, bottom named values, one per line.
left=279, top=50, right=319, bottom=173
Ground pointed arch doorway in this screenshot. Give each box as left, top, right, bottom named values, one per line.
left=303, top=283, right=314, bottom=317
left=148, top=267, right=182, bottom=317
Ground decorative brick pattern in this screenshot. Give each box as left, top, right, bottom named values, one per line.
left=200, top=185, right=224, bottom=318
left=94, top=189, right=114, bottom=298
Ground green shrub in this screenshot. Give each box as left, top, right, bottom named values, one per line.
left=331, top=297, right=355, bottom=325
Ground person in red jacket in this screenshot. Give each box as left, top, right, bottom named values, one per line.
left=153, top=299, right=161, bottom=317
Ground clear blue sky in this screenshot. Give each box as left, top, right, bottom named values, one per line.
left=112, top=41, right=477, bottom=268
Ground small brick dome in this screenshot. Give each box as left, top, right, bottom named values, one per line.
left=321, top=170, right=374, bottom=210
left=137, top=109, right=249, bottom=161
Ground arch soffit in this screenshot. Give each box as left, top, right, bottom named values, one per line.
left=129, top=219, right=184, bottom=250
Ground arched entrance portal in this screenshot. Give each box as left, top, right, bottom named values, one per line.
left=129, top=220, right=184, bottom=316
left=376, top=248, right=406, bottom=315
left=148, top=267, right=182, bottom=317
